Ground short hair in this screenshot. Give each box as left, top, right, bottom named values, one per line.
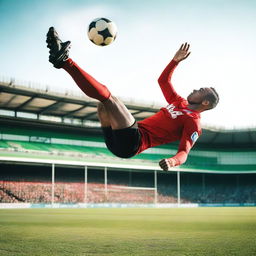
left=205, top=87, right=219, bottom=109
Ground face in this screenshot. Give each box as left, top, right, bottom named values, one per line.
left=187, top=87, right=213, bottom=105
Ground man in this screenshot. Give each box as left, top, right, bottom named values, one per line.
left=46, top=27, right=219, bottom=171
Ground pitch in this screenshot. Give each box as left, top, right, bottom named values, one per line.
left=0, top=207, right=256, bottom=256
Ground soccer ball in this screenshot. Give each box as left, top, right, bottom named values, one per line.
left=87, top=18, right=117, bottom=46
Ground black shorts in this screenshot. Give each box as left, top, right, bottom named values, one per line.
left=102, top=122, right=141, bottom=158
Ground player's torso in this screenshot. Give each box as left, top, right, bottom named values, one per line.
left=138, top=100, right=200, bottom=147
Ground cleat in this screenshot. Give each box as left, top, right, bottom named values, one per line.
left=46, top=27, right=71, bottom=69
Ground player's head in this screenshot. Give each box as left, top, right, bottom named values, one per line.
left=187, top=87, right=219, bottom=110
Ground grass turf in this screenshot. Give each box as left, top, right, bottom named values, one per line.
left=0, top=207, right=256, bottom=256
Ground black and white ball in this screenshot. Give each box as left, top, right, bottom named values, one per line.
left=88, top=18, right=117, bottom=46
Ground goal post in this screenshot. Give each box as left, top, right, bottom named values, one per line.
left=104, top=184, right=157, bottom=204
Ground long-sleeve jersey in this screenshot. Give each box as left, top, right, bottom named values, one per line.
left=137, top=60, right=202, bottom=166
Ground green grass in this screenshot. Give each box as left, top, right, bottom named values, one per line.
left=0, top=208, right=256, bottom=256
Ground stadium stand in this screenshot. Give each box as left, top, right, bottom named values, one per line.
left=1, top=123, right=256, bottom=172
left=0, top=81, right=256, bottom=206
left=0, top=164, right=255, bottom=204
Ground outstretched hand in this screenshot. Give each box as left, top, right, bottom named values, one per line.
left=173, top=42, right=191, bottom=62
left=159, top=158, right=176, bottom=171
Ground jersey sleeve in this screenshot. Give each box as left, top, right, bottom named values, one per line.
left=171, top=121, right=201, bottom=166
left=158, top=59, right=182, bottom=104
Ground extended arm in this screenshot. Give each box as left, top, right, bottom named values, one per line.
left=158, top=43, right=191, bottom=104
left=159, top=121, right=200, bottom=170
left=159, top=135, right=192, bottom=170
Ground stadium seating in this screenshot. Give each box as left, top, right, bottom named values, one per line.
left=1, top=124, right=256, bottom=205
left=1, top=171, right=255, bottom=204
left=1, top=137, right=256, bottom=172
left=2, top=120, right=256, bottom=173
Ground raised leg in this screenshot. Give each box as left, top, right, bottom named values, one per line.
left=47, top=27, right=136, bottom=131
left=98, top=95, right=135, bottom=130
left=97, top=103, right=111, bottom=127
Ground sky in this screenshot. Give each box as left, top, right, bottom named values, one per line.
left=1, top=0, right=256, bottom=129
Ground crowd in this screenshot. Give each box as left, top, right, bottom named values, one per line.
left=1, top=178, right=256, bottom=204
left=0, top=181, right=157, bottom=203
left=180, top=185, right=256, bottom=204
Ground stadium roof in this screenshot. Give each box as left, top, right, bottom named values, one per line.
left=0, top=81, right=156, bottom=122
left=1, top=81, right=256, bottom=147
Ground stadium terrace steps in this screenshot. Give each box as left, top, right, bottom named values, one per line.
left=1, top=125, right=256, bottom=173
left=0, top=139, right=256, bottom=173
left=0, top=125, right=105, bottom=143
left=0, top=140, right=9, bottom=148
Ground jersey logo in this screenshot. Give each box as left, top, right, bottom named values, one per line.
left=191, top=131, right=199, bottom=143
left=166, top=104, right=183, bottom=119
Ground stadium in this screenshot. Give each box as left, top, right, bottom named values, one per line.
left=0, top=81, right=256, bottom=207
left=1, top=1, right=256, bottom=253
left=1, top=80, right=256, bottom=208
left=1, top=80, right=256, bottom=255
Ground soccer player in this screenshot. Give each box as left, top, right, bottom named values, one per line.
left=46, top=27, right=219, bottom=171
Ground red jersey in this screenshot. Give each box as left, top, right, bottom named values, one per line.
left=137, top=60, right=202, bottom=166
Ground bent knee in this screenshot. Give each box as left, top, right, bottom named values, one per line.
left=104, top=95, right=121, bottom=105
left=97, top=102, right=106, bottom=113
left=97, top=102, right=111, bottom=126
